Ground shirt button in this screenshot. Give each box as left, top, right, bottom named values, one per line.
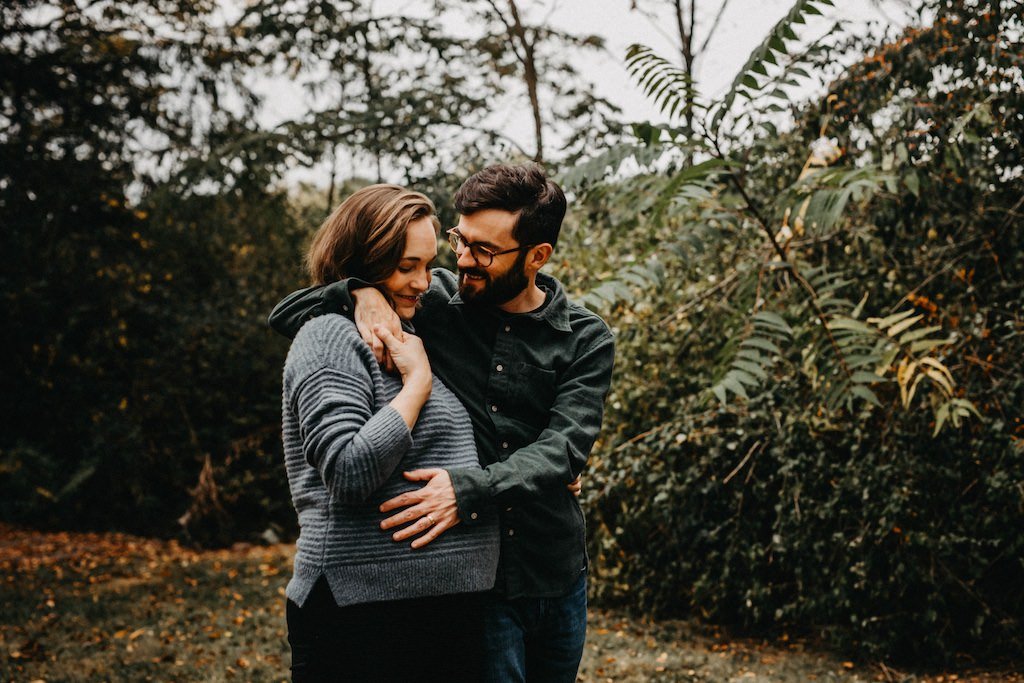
left=508, top=529, right=515, bottom=537
left=496, top=364, right=504, bottom=372
left=504, top=325, right=511, bottom=332
left=505, top=507, right=512, bottom=512
left=342, top=305, right=349, bottom=312
left=470, top=512, right=478, bottom=520
left=491, top=405, right=499, bottom=412
left=501, top=441, right=509, bottom=449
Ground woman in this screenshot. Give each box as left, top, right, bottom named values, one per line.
left=281, top=184, right=500, bottom=682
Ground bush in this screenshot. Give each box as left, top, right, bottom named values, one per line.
left=571, top=0, right=1024, bottom=663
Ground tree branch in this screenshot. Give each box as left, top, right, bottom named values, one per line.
left=710, top=135, right=852, bottom=380
left=697, top=0, right=731, bottom=55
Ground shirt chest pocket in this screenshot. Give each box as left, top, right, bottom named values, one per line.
left=505, top=362, right=558, bottom=421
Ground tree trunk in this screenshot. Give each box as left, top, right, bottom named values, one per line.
left=506, top=0, right=544, bottom=164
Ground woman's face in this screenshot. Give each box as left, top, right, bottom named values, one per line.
left=381, top=216, right=437, bottom=320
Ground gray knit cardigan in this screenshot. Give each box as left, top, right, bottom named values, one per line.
left=282, top=314, right=499, bottom=607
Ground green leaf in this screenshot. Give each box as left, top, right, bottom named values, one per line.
left=846, top=354, right=882, bottom=369
left=933, top=402, right=951, bottom=436
left=851, top=292, right=869, bottom=319
left=733, top=359, right=768, bottom=380
left=899, top=325, right=943, bottom=345
left=722, top=375, right=750, bottom=399
left=736, top=348, right=763, bottom=363
left=887, top=314, right=924, bottom=337
left=851, top=385, right=882, bottom=407
left=730, top=369, right=760, bottom=387
left=851, top=371, right=883, bottom=384
left=904, top=171, right=920, bottom=197
left=741, top=337, right=783, bottom=355
left=829, top=317, right=874, bottom=334
left=910, top=338, right=954, bottom=354
left=868, top=309, right=917, bottom=329
left=752, top=311, right=792, bottom=333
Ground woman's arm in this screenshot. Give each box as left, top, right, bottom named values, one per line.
left=288, top=318, right=431, bottom=504
left=375, top=326, right=432, bottom=430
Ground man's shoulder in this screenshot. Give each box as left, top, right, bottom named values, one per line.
left=565, top=300, right=614, bottom=347
left=540, top=273, right=613, bottom=346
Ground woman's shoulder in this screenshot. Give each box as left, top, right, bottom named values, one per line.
left=295, top=312, right=360, bottom=343
left=286, top=314, right=374, bottom=379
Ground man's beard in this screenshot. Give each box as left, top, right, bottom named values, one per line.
left=458, top=251, right=529, bottom=307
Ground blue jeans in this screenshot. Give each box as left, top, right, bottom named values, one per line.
left=482, top=573, right=588, bottom=683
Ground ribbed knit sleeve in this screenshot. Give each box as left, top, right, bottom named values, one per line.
left=282, top=312, right=499, bottom=608
left=286, top=315, right=412, bottom=505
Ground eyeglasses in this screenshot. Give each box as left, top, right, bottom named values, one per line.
left=446, top=228, right=534, bottom=267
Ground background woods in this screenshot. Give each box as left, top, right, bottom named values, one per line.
left=1, top=0, right=1022, bottom=666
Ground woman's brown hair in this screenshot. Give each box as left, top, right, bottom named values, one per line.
left=306, top=184, right=440, bottom=286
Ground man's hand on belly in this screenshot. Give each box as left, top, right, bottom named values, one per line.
left=380, top=469, right=460, bottom=549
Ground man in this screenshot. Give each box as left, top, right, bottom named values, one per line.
left=269, top=163, right=615, bottom=681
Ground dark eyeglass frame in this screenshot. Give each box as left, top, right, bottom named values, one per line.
left=446, top=228, right=535, bottom=267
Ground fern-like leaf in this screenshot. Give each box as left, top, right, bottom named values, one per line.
left=711, top=310, right=792, bottom=405
left=625, top=44, right=698, bottom=124
left=711, top=0, right=835, bottom=131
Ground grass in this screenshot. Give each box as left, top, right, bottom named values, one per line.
left=1, top=524, right=1020, bottom=682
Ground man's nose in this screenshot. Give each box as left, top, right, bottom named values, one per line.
left=456, top=247, right=478, bottom=270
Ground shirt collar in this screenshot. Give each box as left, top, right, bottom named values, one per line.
left=448, top=272, right=573, bottom=333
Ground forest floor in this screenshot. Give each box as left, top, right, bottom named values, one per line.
left=1, top=524, right=1020, bottom=683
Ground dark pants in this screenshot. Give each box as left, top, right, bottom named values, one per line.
left=481, top=573, right=588, bottom=683
left=286, top=576, right=485, bottom=682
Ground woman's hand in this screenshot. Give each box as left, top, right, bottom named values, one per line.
left=376, top=326, right=431, bottom=389
left=377, top=326, right=432, bottom=432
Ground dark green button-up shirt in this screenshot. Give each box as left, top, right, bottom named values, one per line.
left=269, top=269, right=615, bottom=598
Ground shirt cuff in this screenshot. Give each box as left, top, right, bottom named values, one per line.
left=449, top=467, right=493, bottom=525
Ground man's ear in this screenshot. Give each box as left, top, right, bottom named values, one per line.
left=527, top=243, right=553, bottom=272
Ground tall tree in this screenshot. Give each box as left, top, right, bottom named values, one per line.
left=442, top=0, right=624, bottom=166
left=233, top=0, right=499, bottom=195
left=627, top=0, right=733, bottom=137
left=0, top=0, right=301, bottom=536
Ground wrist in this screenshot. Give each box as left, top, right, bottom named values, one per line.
left=404, top=370, right=433, bottom=395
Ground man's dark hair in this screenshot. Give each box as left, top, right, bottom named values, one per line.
left=453, top=163, right=567, bottom=248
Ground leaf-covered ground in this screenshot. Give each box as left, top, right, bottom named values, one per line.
left=1, top=524, right=1019, bottom=682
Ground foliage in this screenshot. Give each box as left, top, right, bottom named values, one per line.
left=564, top=0, right=1024, bottom=663
left=0, top=1, right=300, bottom=540
left=0, top=0, right=623, bottom=543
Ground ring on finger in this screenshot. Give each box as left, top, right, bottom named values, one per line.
left=425, top=514, right=435, bottom=526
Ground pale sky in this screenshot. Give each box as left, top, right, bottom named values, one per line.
left=248, top=0, right=917, bottom=186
